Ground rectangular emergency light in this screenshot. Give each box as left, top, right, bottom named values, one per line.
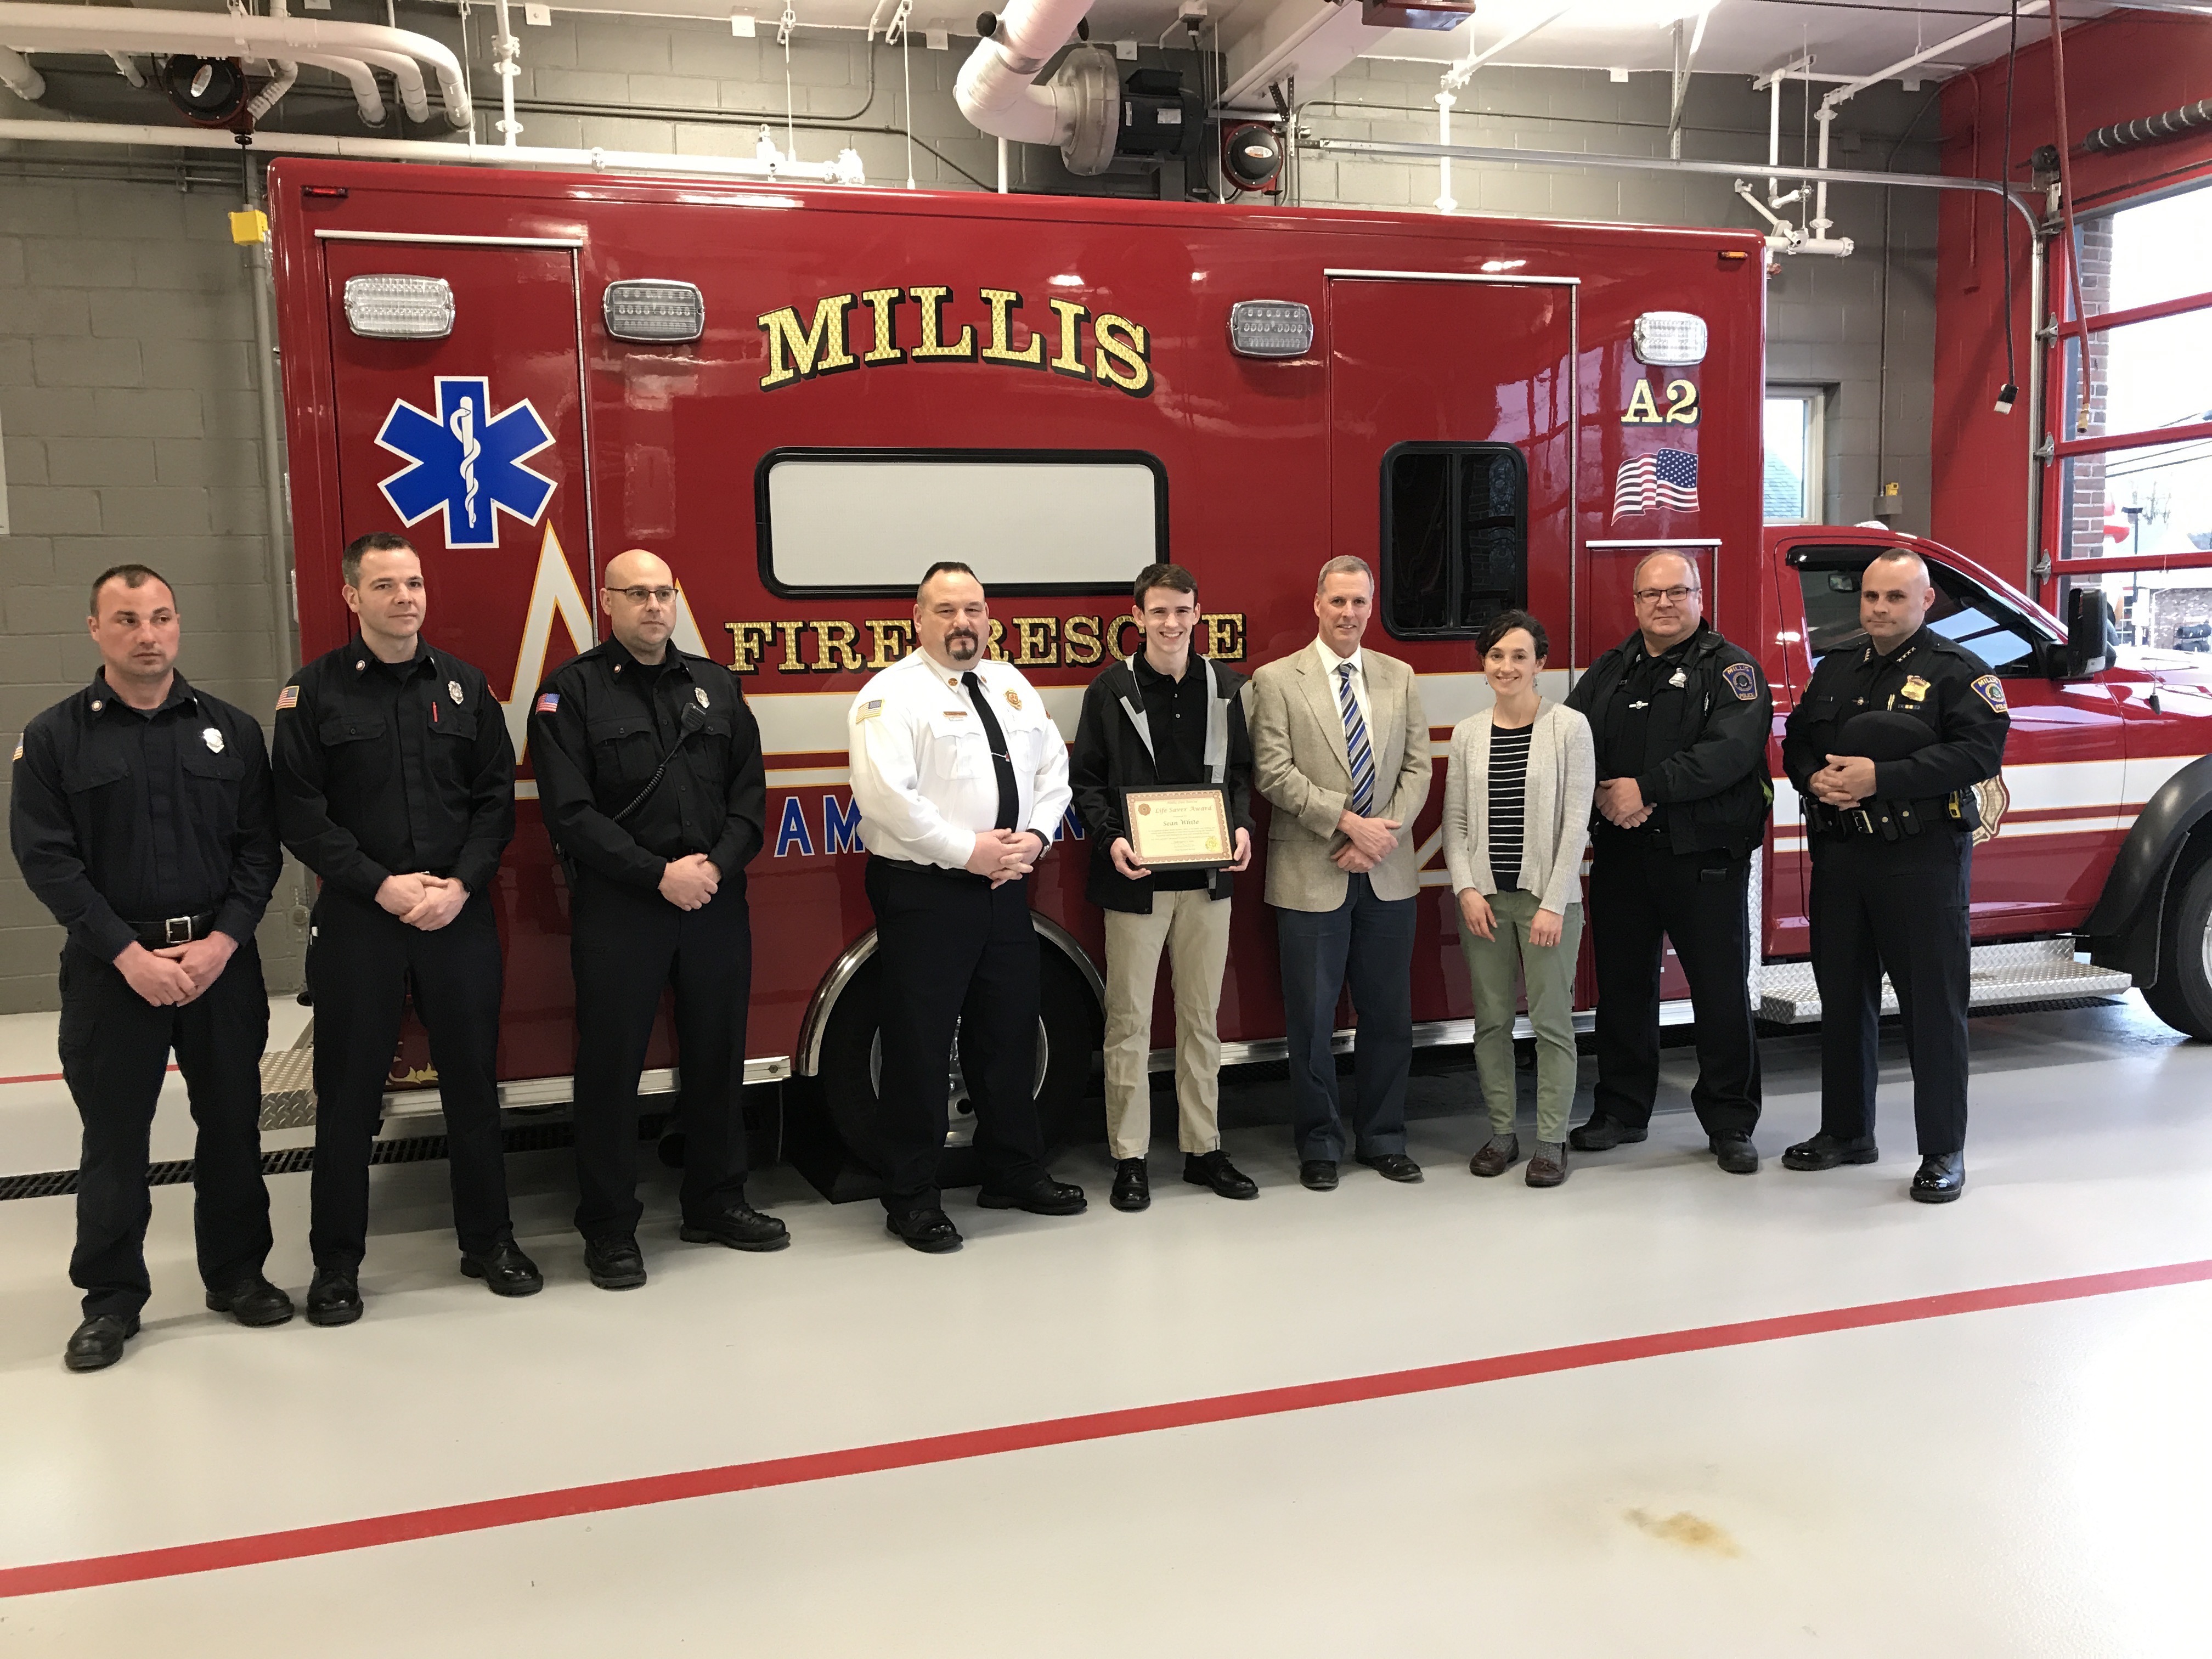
left=1632, top=311, right=1708, bottom=366
left=603, top=280, right=706, bottom=343
left=342, top=275, right=454, bottom=340
left=1228, top=300, right=1313, bottom=359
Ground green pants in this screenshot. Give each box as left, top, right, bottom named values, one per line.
left=1457, top=889, right=1585, bottom=1144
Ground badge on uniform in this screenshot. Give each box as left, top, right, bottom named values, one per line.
left=534, top=692, right=560, bottom=714
left=448, top=680, right=464, bottom=706
left=1720, top=662, right=1757, bottom=702
left=276, top=685, right=300, bottom=712
left=1971, top=674, right=2008, bottom=714
left=202, top=726, right=224, bottom=754
left=694, top=687, right=709, bottom=710
left=1668, top=669, right=1688, bottom=689
left=1900, top=675, right=1931, bottom=704
left=855, top=698, right=884, bottom=723
left=1005, top=689, right=1024, bottom=712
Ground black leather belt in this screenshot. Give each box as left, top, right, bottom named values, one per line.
left=127, top=911, right=217, bottom=949
left=1804, top=794, right=1962, bottom=842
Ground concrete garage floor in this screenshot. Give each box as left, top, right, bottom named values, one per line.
left=0, top=994, right=2208, bottom=1656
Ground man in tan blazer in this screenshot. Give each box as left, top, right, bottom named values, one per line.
left=1248, top=555, right=1432, bottom=1190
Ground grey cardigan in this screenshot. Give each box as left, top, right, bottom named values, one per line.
left=1441, top=699, right=1596, bottom=917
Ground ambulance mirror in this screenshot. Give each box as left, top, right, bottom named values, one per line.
left=2064, top=585, right=2115, bottom=679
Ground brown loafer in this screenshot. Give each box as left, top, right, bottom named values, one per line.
left=1469, top=1134, right=1521, bottom=1178
left=1525, top=1141, right=1568, bottom=1187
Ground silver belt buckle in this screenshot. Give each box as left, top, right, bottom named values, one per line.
left=163, top=916, right=193, bottom=945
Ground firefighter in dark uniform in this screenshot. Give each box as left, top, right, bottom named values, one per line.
left=529, top=548, right=781, bottom=1290
left=1781, top=549, right=2009, bottom=1203
left=273, top=532, right=538, bottom=1327
left=10, top=564, right=289, bottom=1371
left=1566, top=550, right=1774, bottom=1173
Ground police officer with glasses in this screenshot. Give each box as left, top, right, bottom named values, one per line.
left=273, top=532, right=537, bottom=1327
left=532, top=549, right=780, bottom=1290
left=1566, top=551, right=1772, bottom=1175
left=1781, top=549, right=2008, bottom=1203
left=12, top=564, right=288, bottom=1371
left=847, top=561, right=1087, bottom=1253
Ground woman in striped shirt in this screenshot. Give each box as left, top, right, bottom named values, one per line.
left=1441, top=611, right=1596, bottom=1187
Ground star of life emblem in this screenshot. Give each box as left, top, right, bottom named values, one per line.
left=374, top=376, right=556, bottom=549
left=202, top=726, right=224, bottom=754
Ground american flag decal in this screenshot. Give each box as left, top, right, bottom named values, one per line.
left=534, top=692, right=560, bottom=714
left=1611, top=447, right=1700, bottom=520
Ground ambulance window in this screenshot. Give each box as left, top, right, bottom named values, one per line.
left=1379, top=443, right=1527, bottom=639
left=758, top=449, right=1166, bottom=595
left=1793, top=552, right=2050, bottom=675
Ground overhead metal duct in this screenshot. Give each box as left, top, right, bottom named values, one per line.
left=2082, top=97, right=2212, bottom=154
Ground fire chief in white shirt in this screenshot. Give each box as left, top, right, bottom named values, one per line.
left=846, top=561, right=1086, bottom=1252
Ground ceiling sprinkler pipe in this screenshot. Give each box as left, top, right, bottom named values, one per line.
left=2082, top=97, right=2212, bottom=154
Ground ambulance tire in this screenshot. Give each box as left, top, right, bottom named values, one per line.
left=795, top=943, right=1104, bottom=1196
left=2143, top=858, right=2212, bottom=1041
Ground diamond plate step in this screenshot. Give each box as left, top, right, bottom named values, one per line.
left=1758, top=938, right=2133, bottom=1025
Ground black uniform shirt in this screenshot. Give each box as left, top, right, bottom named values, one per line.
left=1592, top=629, right=1704, bottom=832
left=1782, top=624, right=2011, bottom=806
left=10, top=672, right=282, bottom=961
left=272, top=638, right=516, bottom=903
left=1130, top=651, right=1212, bottom=893
left=529, top=639, right=766, bottom=890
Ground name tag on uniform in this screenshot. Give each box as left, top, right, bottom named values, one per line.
left=942, top=708, right=968, bottom=719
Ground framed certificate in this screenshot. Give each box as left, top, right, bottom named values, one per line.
left=1121, top=786, right=1234, bottom=870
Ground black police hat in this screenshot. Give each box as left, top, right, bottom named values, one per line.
left=1836, top=709, right=1934, bottom=761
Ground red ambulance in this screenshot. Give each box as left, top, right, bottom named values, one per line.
left=267, top=161, right=2212, bottom=1190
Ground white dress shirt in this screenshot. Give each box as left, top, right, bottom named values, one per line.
left=848, top=647, right=1073, bottom=870
left=1311, top=636, right=1372, bottom=769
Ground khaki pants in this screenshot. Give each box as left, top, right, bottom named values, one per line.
left=1458, top=889, right=1584, bottom=1145
left=1102, top=890, right=1234, bottom=1160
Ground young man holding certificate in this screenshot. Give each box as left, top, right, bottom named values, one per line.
left=1070, top=563, right=1258, bottom=1213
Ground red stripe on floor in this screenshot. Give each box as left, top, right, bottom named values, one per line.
left=5, top=1256, right=2207, bottom=1599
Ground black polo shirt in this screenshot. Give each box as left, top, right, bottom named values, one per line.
left=272, top=637, right=516, bottom=902
left=10, top=670, right=281, bottom=961
left=1128, top=651, right=1213, bottom=892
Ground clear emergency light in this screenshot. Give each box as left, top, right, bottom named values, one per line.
left=1228, top=300, right=1313, bottom=359
left=1632, top=311, right=1708, bottom=366
left=603, top=280, right=706, bottom=343
left=342, top=275, right=455, bottom=340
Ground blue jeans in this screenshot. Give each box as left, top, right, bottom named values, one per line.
left=1274, top=874, right=1418, bottom=1163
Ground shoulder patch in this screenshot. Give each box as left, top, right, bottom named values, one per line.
left=11, top=741, right=21, bottom=763
left=1970, top=675, right=2008, bottom=714
left=275, top=684, right=299, bottom=713
left=1720, top=661, right=1758, bottom=702
left=855, top=698, right=885, bottom=723
left=534, top=692, right=560, bottom=714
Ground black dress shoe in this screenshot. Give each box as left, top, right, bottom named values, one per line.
left=460, top=1240, right=545, bottom=1296
left=1910, top=1152, right=1966, bottom=1204
left=886, top=1207, right=963, bottom=1253
left=1782, top=1131, right=1880, bottom=1171
left=977, top=1176, right=1087, bottom=1216
left=1299, top=1159, right=1339, bottom=1191
left=1568, top=1115, right=1648, bottom=1153
left=1357, top=1151, right=1424, bottom=1183
left=1110, top=1159, right=1151, bottom=1212
left=205, top=1276, right=295, bottom=1328
left=680, top=1204, right=792, bottom=1252
left=583, top=1235, right=648, bottom=1290
left=305, top=1267, right=362, bottom=1327
left=64, top=1312, right=138, bottom=1372
left=1184, top=1150, right=1259, bottom=1200
left=1710, top=1133, right=1760, bottom=1175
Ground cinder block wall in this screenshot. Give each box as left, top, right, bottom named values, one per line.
left=1, top=19, right=1939, bottom=1013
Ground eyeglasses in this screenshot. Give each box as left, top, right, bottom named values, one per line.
left=607, top=585, right=676, bottom=605
left=1632, top=585, right=1700, bottom=605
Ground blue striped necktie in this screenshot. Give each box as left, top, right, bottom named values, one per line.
left=1337, top=660, right=1375, bottom=816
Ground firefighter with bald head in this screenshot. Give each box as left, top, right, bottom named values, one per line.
left=1781, top=549, right=2009, bottom=1202
left=530, top=549, right=779, bottom=1288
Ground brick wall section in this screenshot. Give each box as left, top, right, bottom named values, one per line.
left=2063, top=217, right=2113, bottom=572
left=0, top=177, right=309, bottom=1014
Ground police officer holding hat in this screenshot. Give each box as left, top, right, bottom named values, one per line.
left=273, top=532, right=538, bottom=1327
left=12, top=563, right=289, bottom=1370
left=531, top=548, right=781, bottom=1289
left=1781, top=549, right=2009, bottom=1202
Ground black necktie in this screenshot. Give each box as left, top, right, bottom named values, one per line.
left=962, top=671, right=1020, bottom=831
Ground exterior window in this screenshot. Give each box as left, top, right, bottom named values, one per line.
left=1764, top=389, right=1824, bottom=523
left=758, top=449, right=1166, bottom=596
left=1379, top=442, right=1527, bottom=639
left=1793, top=549, right=2051, bottom=677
